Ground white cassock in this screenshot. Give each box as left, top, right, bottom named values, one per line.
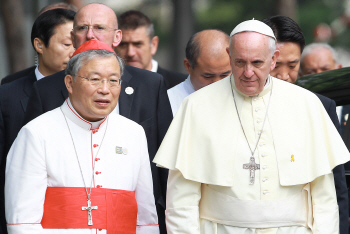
left=167, top=76, right=195, bottom=116
left=154, top=75, right=350, bottom=234
left=5, top=98, right=159, bottom=234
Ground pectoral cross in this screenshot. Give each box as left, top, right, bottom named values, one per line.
left=82, top=198, right=98, bottom=225
left=243, top=157, right=260, bottom=185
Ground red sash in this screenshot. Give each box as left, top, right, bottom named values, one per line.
left=41, top=187, right=137, bottom=233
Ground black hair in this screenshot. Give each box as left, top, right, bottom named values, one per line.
left=185, top=32, right=201, bottom=68
left=118, top=10, right=154, bottom=38
left=31, top=8, right=75, bottom=51
left=262, top=15, right=305, bottom=52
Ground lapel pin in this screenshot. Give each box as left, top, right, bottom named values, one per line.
left=125, top=87, right=134, bottom=95
left=291, top=155, right=295, bottom=162
left=116, top=146, right=122, bottom=154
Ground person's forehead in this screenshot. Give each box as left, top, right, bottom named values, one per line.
left=80, top=56, right=119, bottom=73
left=305, top=48, right=334, bottom=63
left=276, top=42, right=301, bottom=61
left=121, top=27, right=149, bottom=41
left=75, top=7, right=116, bottom=26
left=195, top=55, right=230, bottom=73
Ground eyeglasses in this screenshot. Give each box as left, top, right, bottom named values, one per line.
left=78, top=75, right=121, bottom=87
left=73, top=24, right=117, bottom=35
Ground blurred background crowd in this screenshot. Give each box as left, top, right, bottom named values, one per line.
left=1, top=0, right=350, bottom=78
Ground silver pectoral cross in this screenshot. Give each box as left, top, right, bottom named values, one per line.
left=243, top=157, right=260, bottom=185
left=82, top=198, right=98, bottom=225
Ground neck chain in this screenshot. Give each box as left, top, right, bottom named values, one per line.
left=230, top=76, right=273, bottom=184
left=60, top=107, right=108, bottom=225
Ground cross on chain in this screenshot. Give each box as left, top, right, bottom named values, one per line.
left=82, top=198, right=98, bottom=225
left=243, top=157, right=260, bottom=185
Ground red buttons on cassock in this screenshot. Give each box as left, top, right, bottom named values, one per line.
left=96, top=185, right=102, bottom=188
left=92, top=129, right=98, bottom=134
left=93, top=144, right=99, bottom=148
left=95, top=171, right=101, bottom=175
left=95, top=158, right=100, bottom=161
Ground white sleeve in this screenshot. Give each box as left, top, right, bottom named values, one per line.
left=5, top=126, right=46, bottom=234
left=165, top=169, right=201, bottom=234
left=311, top=172, right=339, bottom=234
left=135, top=129, right=159, bottom=234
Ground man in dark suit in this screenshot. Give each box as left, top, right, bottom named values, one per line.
left=23, top=4, right=172, bottom=234
left=0, top=66, right=36, bottom=85
left=0, top=3, right=77, bottom=86
left=263, top=15, right=349, bottom=234
left=116, top=10, right=186, bottom=89
left=0, top=9, right=75, bottom=234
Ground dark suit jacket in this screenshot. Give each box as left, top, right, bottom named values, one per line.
left=0, top=72, right=37, bottom=234
left=157, top=66, right=186, bottom=90
left=1, top=66, right=36, bottom=85
left=315, top=93, right=349, bottom=234
left=23, top=65, right=172, bottom=234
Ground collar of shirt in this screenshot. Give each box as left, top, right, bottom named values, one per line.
left=151, top=59, right=158, bottom=73
left=185, top=75, right=196, bottom=94
left=61, top=98, right=107, bottom=130
left=34, top=66, right=45, bottom=81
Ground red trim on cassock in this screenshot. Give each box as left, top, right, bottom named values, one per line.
left=41, top=187, right=138, bottom=233
left=65, top=99, right=107, bottom=131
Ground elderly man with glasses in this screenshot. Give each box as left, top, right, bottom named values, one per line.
left=5, top=40, right=159, bottom=234
left=22, top=4, right=172, bottom=234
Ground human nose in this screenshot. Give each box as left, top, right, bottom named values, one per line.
left=244, top=64, right=254, bottom=78
left=275, top=69, right=289, bottom=81
left=127, top=45, right=136, bottom=57
left=68, top=46, right=75, bottom=58
left=86, top=26, right=96, bottom=40
left=97, top=80, right=111, bottom=94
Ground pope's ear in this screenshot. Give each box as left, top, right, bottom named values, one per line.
left=33, top=38, right=44, bottom=55
left=65, top=75, right=74, bottom=94
left=270, top=49, right=280, bottom=71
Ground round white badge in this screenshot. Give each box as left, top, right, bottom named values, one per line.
left=125, top=87, right=134, bottom=95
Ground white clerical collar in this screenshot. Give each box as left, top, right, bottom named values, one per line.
left=151, top=59, right=158, bottom=73
left=61, top=98, right=107, bottom=130
left=230, top=74, right=272, bottom=98
left=34, top=66, right=45, bottom=81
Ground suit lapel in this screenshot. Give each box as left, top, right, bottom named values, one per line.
left=20, top=72, right=37, bottom=112
left=119, top=67, right=136, bottom=118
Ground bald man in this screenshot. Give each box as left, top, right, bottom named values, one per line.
left=167, top=29, right=231, bottom=115
left=300, top=43, right=342, bottom=76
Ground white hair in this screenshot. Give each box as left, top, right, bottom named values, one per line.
left=301, top=43, right=338, bottom=64
left=229, top=32, right=276, bottom=56
left=66, top=50, right=124, bottom=80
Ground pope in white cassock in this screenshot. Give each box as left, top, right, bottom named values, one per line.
left=153, top=19, right=350, bottom=234
left=5, top=40, right=159, bottom=234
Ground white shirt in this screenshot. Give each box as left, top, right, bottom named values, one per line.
left=167, top=76, right=195, bottom=116
left=151, top=59, right=158, bottom=73
left=5, top=99, right=158, bottom=234
left=34, top=66, right=45, bottom=80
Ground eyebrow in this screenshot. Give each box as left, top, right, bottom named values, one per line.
left=202, top=70, right=232, bottom=77
left=288, top=59, right=300, bottom=63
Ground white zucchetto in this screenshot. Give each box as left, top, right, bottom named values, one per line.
left=230, top=18, right=276, bottom=40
